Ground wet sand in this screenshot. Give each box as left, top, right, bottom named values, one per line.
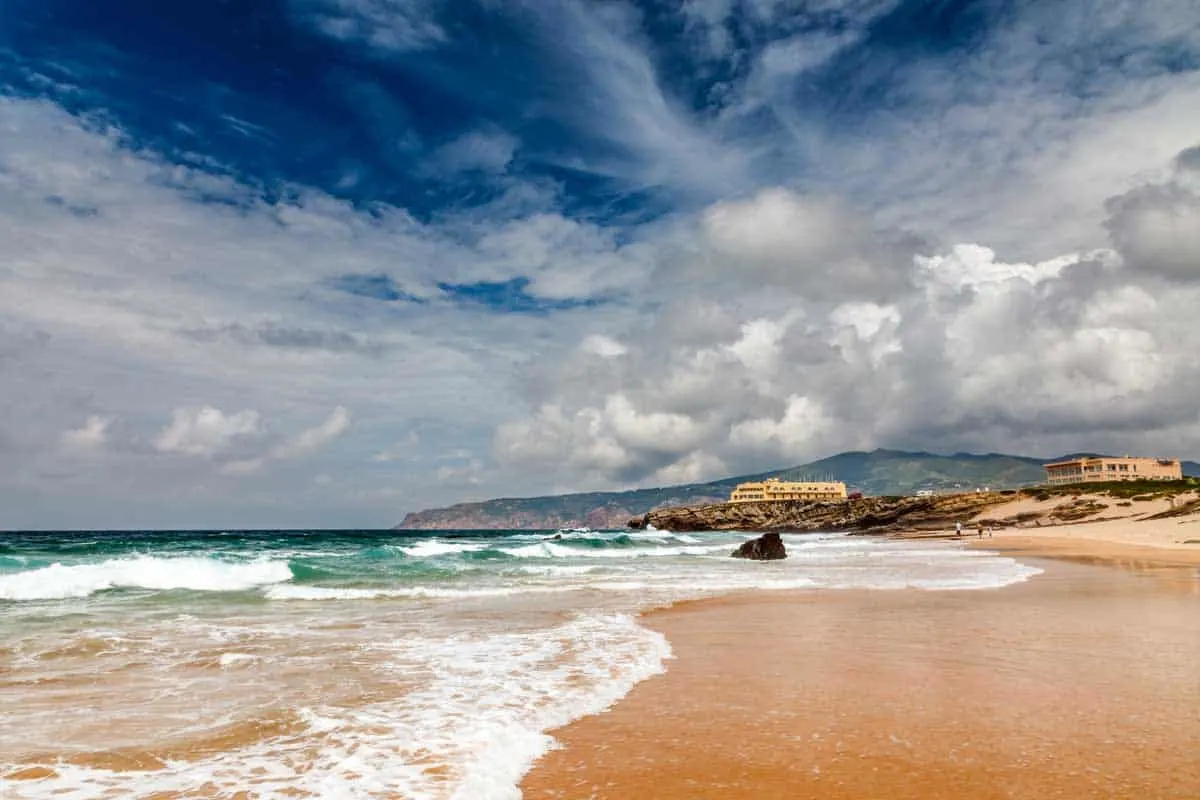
left=521, top=556, right=1200, bottom=799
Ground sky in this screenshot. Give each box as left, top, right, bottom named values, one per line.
left=2, top=0, right=1199, bottom=529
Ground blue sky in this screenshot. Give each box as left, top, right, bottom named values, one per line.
left=2, top=0, right=1199, bottom=528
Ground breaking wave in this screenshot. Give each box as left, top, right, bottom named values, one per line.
left=0, top=556, right=292, bottom=601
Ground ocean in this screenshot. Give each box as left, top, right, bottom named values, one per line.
left=0, top=528, right=1040, bottom=799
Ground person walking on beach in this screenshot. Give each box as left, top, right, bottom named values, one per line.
left=955, top=521, right=963, bottom=537
left=977, top=521, right=985, bottom=538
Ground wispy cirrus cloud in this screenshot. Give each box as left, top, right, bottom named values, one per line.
left=289, top=0, right=449, bottom=53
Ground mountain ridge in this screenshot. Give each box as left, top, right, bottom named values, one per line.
left=396, top=449, right=1200, bottom=530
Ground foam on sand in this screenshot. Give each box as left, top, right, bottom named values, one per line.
left=0, top=614, right=672, bottom=800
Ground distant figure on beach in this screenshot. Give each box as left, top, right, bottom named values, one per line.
left=977, top=521, right=985, bottom=538
left=955, top=521, right=963, bottom=537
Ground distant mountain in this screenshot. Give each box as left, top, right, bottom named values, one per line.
left=395, top=448, right=1054, bottom=530
left=1185, top=461, right=1200, bottom=477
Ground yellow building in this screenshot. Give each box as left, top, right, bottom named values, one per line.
left=729, top=478, right=848, bottom=503
left=1043, top=456, right=1182, bottom=485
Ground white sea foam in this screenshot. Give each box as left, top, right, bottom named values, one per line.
left=398, top=540, right=487, bottom=558
left=516, top=564, right=607, bottom=577
left=264, top=583, right=584, bottom=601
left=218, top=652, right=258, bottom=668
left=0, top=556, right=293, bottom=601
left=0, top=615, right=671, bottom=800
left=498, top=541, right=731, bottom=559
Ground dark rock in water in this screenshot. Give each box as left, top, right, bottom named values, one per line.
left=731, top=532, right=787, bottom=560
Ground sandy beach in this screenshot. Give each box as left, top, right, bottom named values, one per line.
left=522, top=517, right=1200, bottom=799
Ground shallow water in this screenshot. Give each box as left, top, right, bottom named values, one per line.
left=0, top=528, right=1039, bottom=798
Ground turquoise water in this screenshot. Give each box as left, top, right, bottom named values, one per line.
left=0, top=528, right=1040, bottom=799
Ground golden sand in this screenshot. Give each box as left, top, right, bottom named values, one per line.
left=522, top=554, right=1200, bottom=799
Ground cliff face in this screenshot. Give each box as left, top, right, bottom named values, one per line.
left=634, top=492, right=1012, bottom=533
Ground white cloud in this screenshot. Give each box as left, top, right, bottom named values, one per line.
left=695, top=188, right=913, bottom=298
left=291, top=0, right=447, bottom=53
left=914, top=245, right=1094, bottom=293
left=60, top=415, right=110, bottom=449
left=493, top=159, right=1200, bottom=488
left=373, top=430, right=420, bottom=462
left=580, top=334, right=627, bottom=359
left=729, top=395, right=833, bottom=455
left=217, top=407, right=352, bottom=474
left=272, top=406, right=351, bottom=460
left=155, top=407, right=262, bottom=458
left=436, top=458, right=484, bottom=484
left=428, top=129, right=519, bottom=174
left=1105, top=181, right=1200, bottom=282
left=509, top=0, right=752, bottom=197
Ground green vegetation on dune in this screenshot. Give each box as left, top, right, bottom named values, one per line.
left=1021, top=478, right=1199, bottom=501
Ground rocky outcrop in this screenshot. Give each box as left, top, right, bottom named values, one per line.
left=632, top=492, right=1012, bottom=534
left=731, top=533, right=787, bottom=560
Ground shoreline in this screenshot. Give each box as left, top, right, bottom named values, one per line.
left=521, top=530, right=1200, bottom=799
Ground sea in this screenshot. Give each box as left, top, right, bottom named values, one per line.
left=0, top=527, right=1041, bottom=799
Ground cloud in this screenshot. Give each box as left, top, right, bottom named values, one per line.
left=272, top=406, right=352, bottom=460
left=178, top=323, right=387, bottom=355
left=690, top=188, right=917, bottom=299
left=219, top=407, right=351, bottom=474
left=61, top=415, right=110, bottom=449
left=155, top=407, right=262, bottom=458
left=508, top=0, right=753, bottom=198
left=435, top=457, right=484, bottom=484
left=580, top=334, right=627, bottom=359
left=1104, top=163, right=1200, bottom=282
left=493, top=151, right=1200, bottom=489
left=290, top=0, right=448, bottom=53
left=373, top=430, right=420, bottom=462
left=427, top=129, right=519, bottom=175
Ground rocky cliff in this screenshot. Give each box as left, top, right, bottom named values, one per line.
left=632, top=492, right=1013, bottom=533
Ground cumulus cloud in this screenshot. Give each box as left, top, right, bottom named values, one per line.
left=155, top=407, right=262, bottom=458
left=60, top=416, right=110, bottom=449
left=691, top=188, right=916, bottom=299
left=493, top=157, right=1200, bottom=490
left=1105, top=171, right=1200, bottom=282
left=580, top=334, right=627, bottom=359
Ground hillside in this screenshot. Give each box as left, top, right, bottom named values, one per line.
left=397, top=449, right=1063, bottom=530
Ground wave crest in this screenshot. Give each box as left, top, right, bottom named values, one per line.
left=0, top=556, right=292, bottom=601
